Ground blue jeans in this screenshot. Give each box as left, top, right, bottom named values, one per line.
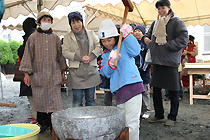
left=72, top=87, right=95, bottom=107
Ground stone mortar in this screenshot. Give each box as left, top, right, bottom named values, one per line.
left=51, top=106, right=125, bottom=140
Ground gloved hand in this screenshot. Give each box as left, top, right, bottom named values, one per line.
left=108, top=50, right=121, bottom=67
left=120, top=24, right=132, bottom=38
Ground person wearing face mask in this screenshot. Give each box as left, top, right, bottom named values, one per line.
left=142, top=0, right=188, bottom=126
left=19, top=11, right=68, bottom=133
left=62, top=11, right=102, bottom=107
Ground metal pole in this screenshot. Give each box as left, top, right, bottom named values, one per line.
left=37, top=0, right=43, bottom=13
left=85, top=6, right=101, bottom=27
left=133, top=2, right=147, bottom=26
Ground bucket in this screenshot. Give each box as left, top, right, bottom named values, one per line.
left=0, top=123, right=40, bottom=140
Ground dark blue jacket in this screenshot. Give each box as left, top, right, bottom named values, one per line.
left=99, top=75, right=110, bottom=90
left=135, top=40, right=151, bottom=84
left=98, top=54, right=110, bottom=90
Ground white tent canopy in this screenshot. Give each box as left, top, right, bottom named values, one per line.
left=82, top=0, right=210, bottom=27
left=3, top=0, right=85, bottom=20
left=2, top=15, right=70, bottom=36
left=2, top=0, right=210, bottom=35
left=1, top=2, right=85, bottom=36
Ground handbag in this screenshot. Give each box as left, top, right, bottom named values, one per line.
left=145, top=48, right=152, bottom=64
left=144, top=20, right=157, bottom=65
left=180, top=58, right=188, bottom=76
left=13, top=57, right=24, bottom=82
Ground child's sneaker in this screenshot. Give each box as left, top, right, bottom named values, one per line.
left=142, top=114, right=150, bottom=119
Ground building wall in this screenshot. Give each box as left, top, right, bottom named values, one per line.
left=187, top=25, right=210, bottom=62
left=0, top=27, right=24, bottom=42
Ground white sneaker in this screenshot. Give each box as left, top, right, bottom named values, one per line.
left=142, top=114, right=150, bottom=119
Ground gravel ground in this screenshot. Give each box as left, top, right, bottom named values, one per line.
left=0, top=75, right=210, bottom=140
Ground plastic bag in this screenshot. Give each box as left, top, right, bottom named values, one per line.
left=145, top=48, right=152, bottom=64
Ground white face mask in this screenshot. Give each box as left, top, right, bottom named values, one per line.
left=40, top=22, right=51, bottom=31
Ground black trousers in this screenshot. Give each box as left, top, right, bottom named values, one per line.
left=153, top=87, right=179, bottom=121
left=37, top=112, right=52, bottom=128
left=104, top=91, right=113, bottom=106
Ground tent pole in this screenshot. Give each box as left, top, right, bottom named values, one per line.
left=37, top=0, right=43, bottom=13
left=22, top=3, right=37, bottom=18
left=85, top=6, right=101, bottom=27
left=48, top=0, right=59, bottom=11
left=133, top=2, right=147, bottom=26
left=4, top=0, right=32, bottom=8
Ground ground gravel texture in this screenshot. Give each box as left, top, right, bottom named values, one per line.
left=0, top=75, right=210, bottom=140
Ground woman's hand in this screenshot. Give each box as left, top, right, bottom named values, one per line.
left=81, top=55, right=91, bottom=63
left=144, top=37, right=151, bottom=46
left=23, top=73, right=30, bottom=86
left=182, top=50, right=187, bottom=55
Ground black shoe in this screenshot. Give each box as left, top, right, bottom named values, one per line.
left=61, top=88, right=66, bottom=92
left=164, top=96, right=170, bottom=101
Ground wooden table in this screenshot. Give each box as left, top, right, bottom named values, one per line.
left=185, top=63, right=210, bottom=105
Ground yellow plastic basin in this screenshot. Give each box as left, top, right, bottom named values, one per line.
left=0, top=123, right=40, bottom=140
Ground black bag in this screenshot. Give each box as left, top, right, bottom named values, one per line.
left=13, top=57, right=24, bottom=82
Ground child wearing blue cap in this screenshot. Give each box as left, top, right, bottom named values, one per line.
left=62, top=11, right=102, bottom=107
left=133, top=25, right=151, bottom=119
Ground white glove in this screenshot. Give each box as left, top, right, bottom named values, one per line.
left=109, top=50, right=121, bottom=67
left=120, top=24, right=132, bottom=38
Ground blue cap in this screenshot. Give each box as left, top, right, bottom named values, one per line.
left=134, top=25, right=146, bottom=35
left=68, top=11, right=83, bottom=26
